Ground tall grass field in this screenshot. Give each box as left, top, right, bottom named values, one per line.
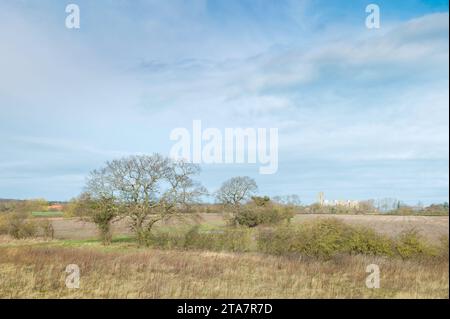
left=0, top=217, right=448, bottom=298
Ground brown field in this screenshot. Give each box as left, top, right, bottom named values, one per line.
left=0, top=213, right=447, bottom=299
left=50, top=213, right=449, bottom=243
left=0, top=243, right=448, bottom=298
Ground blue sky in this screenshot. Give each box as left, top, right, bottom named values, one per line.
left=0, top=0, right=448, bottom=204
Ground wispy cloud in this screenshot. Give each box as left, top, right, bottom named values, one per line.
left=0, top=1, right=448, bottom=203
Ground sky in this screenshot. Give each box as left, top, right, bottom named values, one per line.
left=0, top=0, right=448, bottom=204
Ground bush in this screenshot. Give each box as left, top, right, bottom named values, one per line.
left=250, top=196, right=271, bottom=206
left=395, top=229, right=437, bottom=259
left=347, top=227, right=394, bottom=256
left=257, top=225, right=301, bottom=255
left=233, top=200, right=294, bottom=227
left=144, top=230, right=184, bottom=249
left=4, top=213, right=37, bottom=239
left=233, top=208, right=260, bottom=227
left=0, top=213, right=56, bottom=240
left=147, top=226, right=252, bottom=252
left=257, top=219, right=395, bottom=259
left=37, top=219, right=55, bottom=239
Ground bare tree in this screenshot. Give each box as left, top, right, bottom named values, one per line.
left=85, top=154, right=204, bottom=245
left=272, top=194, right=301, bottom=206
left=165, top=160, right=207, bottom=214
left=215, top=176, right=258, bottom=214
left=374, top=198, right=400, bottom=212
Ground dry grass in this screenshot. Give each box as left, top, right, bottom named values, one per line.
left=0, top=242, right=448, bottom=299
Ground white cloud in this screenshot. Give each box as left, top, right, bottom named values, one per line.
left=0, top=2, right=447, bottom=202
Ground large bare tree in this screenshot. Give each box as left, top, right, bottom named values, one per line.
left=85, top=154, right=205, bottom=245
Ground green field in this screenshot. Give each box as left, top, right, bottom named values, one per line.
left=31, top=211, right=64, bottom=217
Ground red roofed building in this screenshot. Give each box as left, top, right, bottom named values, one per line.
left=48, top=204, right=64, bottom=211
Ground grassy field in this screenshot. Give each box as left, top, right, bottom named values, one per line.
left=0, top=237, right=448, bottom=298
left=31, top=211, right=64, bottom=218
left=0, top=214, right=448, bottom=299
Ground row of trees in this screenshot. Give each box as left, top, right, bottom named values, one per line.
left=70, top=154, right=261, bottom=245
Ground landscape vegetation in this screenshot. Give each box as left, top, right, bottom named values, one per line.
left=0, top=154, right=448, bottom=298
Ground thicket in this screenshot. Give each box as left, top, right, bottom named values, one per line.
left=257, top=219, right=443, bottom=260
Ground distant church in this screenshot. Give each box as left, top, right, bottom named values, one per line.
left=317, top=192, right=359, bottom=208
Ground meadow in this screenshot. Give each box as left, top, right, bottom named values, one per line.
left=0, top=214, right=448, bottom=299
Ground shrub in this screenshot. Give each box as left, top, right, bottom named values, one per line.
left=144, top=230, right=184, bottom=249
left=37, top=219, right=55, bottom=239
left=250, top=196, right=271, bottom=206
left=257, top=225, right=301, bottom=255
left=233, top=201, right=294, bottom=227
left=144, top=219, right=447, bottom=261
left=187, top=227, right=252, bottom=252
left=395, top=229, right=437, bottom=259
left=257, top=219, right=395, bottom=259
left=294, top=219, right=351, bottom=258
left=0, top=213, right=56, bottom=240
left=422, top=203, right=449, bottom=216
left=347, top=227, right=394, bottom=256
left=147, top=226, right=252, bottom=252
left=233, top=208, right=261, bottom=227
left=4, top=213, right=37, bottom=239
